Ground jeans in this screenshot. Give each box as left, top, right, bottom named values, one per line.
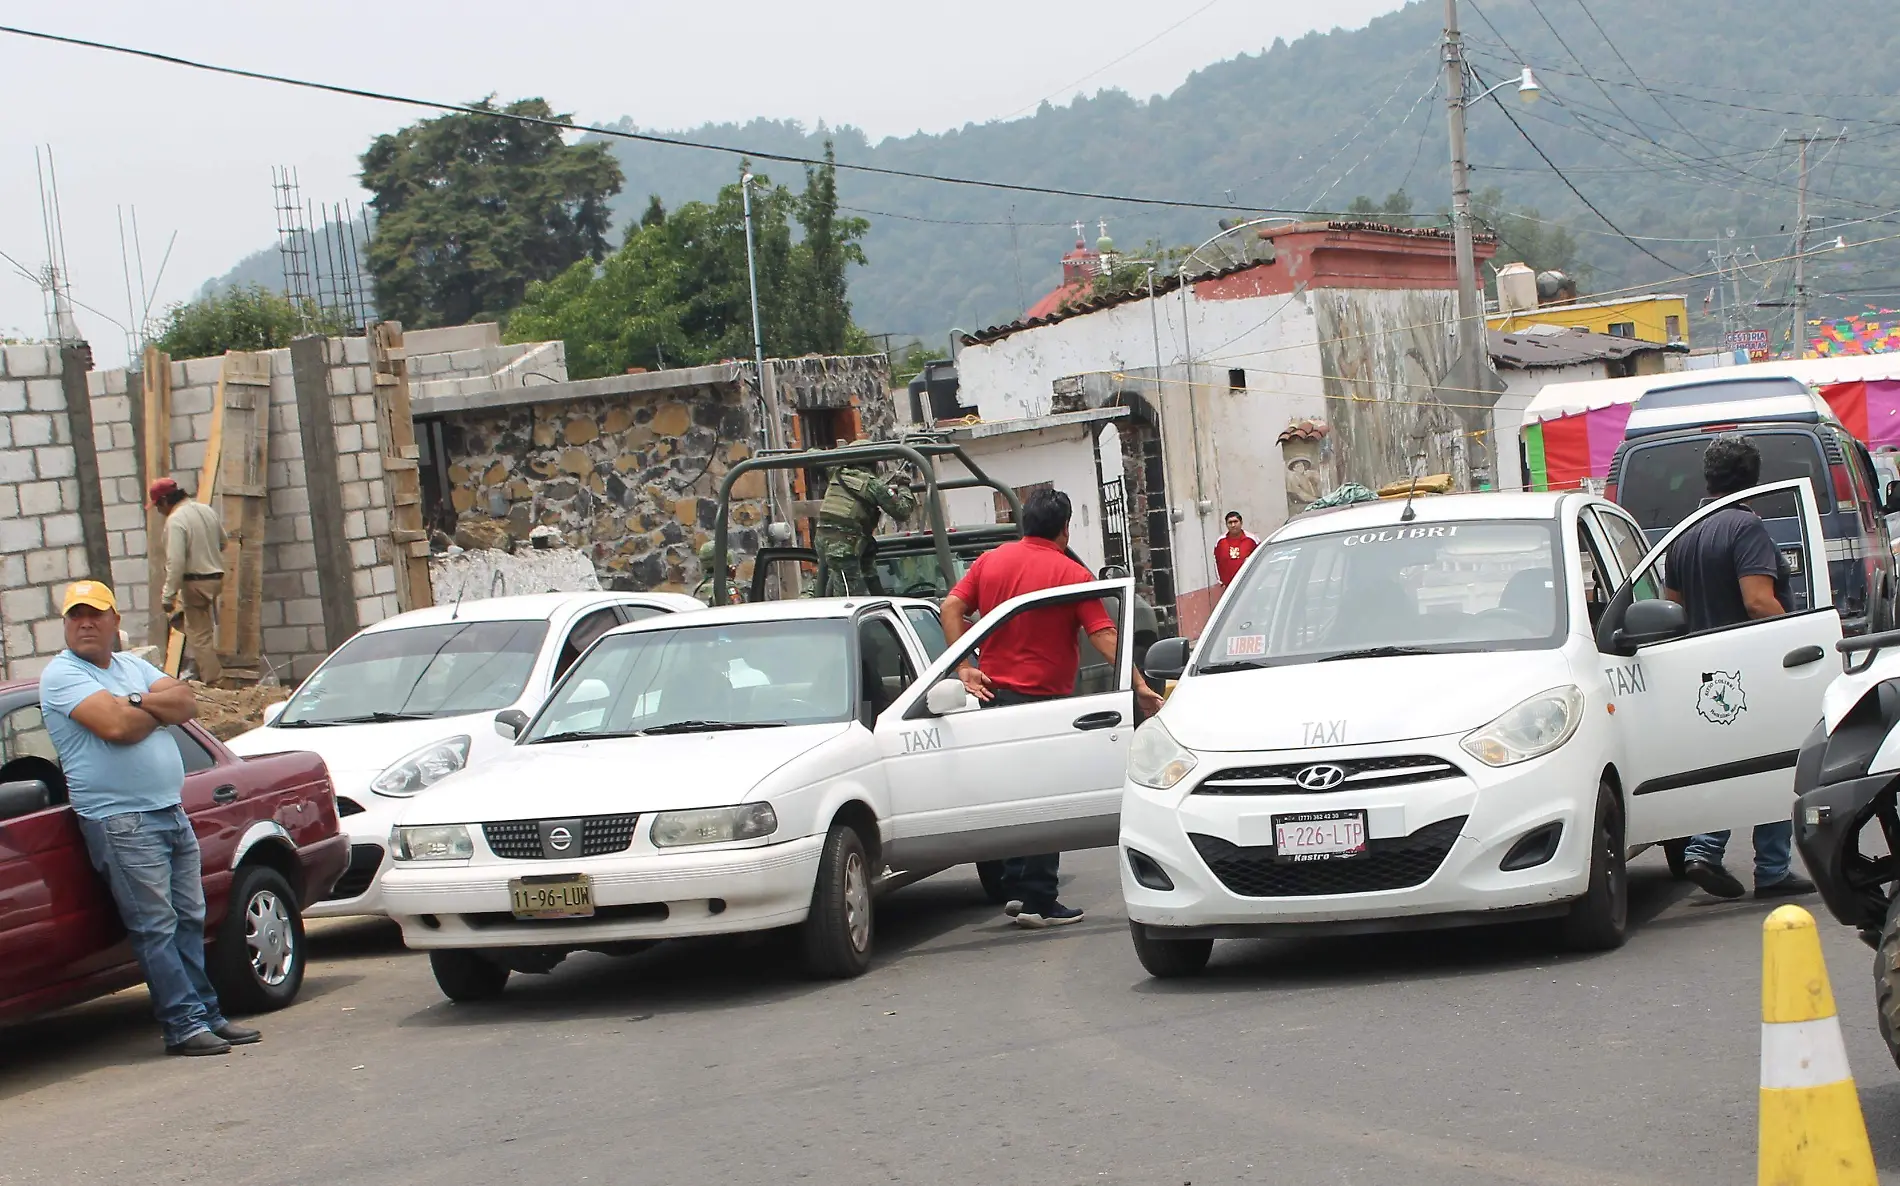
left=78, top=806, right=228, bottom=1047
left=974, top=685, right=1067, bottom=912
left=1684, top=820, right=1794, bottom=887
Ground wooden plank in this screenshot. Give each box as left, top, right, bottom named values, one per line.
left=164, top=629, right=185, bottom=678
left=196, top=356, right=230, bottom=504
left=141, top=347, right=172, bottom=654
left=371, top=322, right=433, bottom=612
left=382, top=456, right=418, bottom=471
left=212, top=351, right=271, bottom=666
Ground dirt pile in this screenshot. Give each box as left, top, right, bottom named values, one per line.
left=193, top=682, right=290, bottom=741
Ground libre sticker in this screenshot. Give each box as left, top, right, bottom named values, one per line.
left=1696, top=670, right=1746, bottom=725
left=1227, top=634, right=1266, bottom=657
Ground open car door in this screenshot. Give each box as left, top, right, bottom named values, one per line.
left=1598, top=478, right=1841, bottom=843
left=876, top=578, right=1135, bottom=870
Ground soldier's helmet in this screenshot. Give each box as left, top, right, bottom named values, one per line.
left=697, top=540, right=717, bottom=565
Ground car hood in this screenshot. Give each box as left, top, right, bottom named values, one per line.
left=393, top=723, right=851, bottom=825
left=1163, top=649, right=1577, bottom=751
left=224, top=714, right=489, bottom=783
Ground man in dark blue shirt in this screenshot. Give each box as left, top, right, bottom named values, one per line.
left=1664, top=436, right=1814, bottom=901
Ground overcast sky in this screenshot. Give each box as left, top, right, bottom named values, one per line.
left=0, top=0, right=1406, bottom=367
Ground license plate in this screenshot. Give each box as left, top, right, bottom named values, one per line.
left=509, top=874, right=594, bottom=919
left=1272, top=810, right=1368, bottom=862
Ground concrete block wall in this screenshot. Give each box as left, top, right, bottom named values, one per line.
left=84, top=367, right=151, bottom=637
left=324, top=335, right=402, bottom=631
left=260, top=346, right=325, bottom=677
left=0, top=345, right=91, bottom=680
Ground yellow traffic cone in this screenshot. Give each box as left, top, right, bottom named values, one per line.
left=1759, top=904, right=1877, bottom=1185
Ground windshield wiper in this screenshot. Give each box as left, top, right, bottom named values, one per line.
left=1317, top=646, right=1449, bottom=662
left=530, top=729, right=648, bottom=745
left=638, top=720, right=791, bottom=735
left=1195, top=660, right=1271, bottom=675
left=300, top=711, right=441, bottom=724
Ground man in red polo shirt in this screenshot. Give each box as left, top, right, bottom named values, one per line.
left=942, top=488, right=1163, bottom=928
left=1213, top=510, right=1260, bottom=589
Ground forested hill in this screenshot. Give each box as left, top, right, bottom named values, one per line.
left=206, top=0, right=1900, bottom=351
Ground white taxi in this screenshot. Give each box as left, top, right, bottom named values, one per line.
left=380, top=582, right=1139, bottom=1001
left=1122, top=480, right=1841, bottom=976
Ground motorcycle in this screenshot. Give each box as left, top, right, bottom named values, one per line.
left=1791, top=627, right=1900, bottom=1069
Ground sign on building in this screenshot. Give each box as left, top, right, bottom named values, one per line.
left=1725, top=329, right=1771, bottom=361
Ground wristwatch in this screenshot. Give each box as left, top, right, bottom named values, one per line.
left=128, top=693, right=145, bottom=710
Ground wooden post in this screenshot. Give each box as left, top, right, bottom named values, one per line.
left=141, top=347, right=173, bottom=659
left=371, top=322, right=433, bottom=611
left=200, top=351, right=271, bottom=672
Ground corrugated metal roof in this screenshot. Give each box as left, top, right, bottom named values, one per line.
left=1486, top=326, right=1673, bottom=370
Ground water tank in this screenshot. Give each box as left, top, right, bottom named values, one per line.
left=1496, top=263, right=1536, bottom=314
left=1536, top=270, right=1578, bottom=305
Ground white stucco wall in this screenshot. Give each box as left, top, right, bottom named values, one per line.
left=1493, top=361, right=1611, bottom=492
left=935, top=423, right=1108, bottom=570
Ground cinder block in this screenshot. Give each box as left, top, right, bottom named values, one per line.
left=270, top=486, right=311, bottom=516
left=117, top=477, right=142, bottom=504
left=18, top=480, right=60, bottom=516
left=0, top=450, right=26, bottom=484
left=34, top=447, right=75, bottom=480
left=335, top=424, right=363, bottom=454
left=97, top=449, right=136, bottom=479
left=358, top=452, right=384, bottom=481
left=372, top=566, right=396, bottom=595
left=0, top=554, right=21, bottom=588
left=286, top=599, right=325, bottom=626
left=301, top=571, right=320, bottom=597
left=265, top=516, right=296, bottom=545
left=413, top=352, right=449, bottom=376
left=111, top=422, right=135, bottom=451
left=2, top=344, right=54, bottom=378
left=350, top=394, right=376, bottom=424
left=260, top=600, right=284, bottom=628
left=1, top=585, right=49, bottom=621
left=2, top=620, right=31, bottom=659
left=124, top=528, right=145, bottom=556
left=348, top=539, right=378, bottom=568
left=278, top=542, right=318, bottom=570
left=0, top=419, right=10, bottom=450
left=294, top=517, right=313, bottom=542
left=340, top=482, right=369, bottom=511
left=264, top=626, right=308, bottom=654
left=328, top=367, right=357, bottom=397
left=26, top=549, right=68, bottom=584
left=104, top=501, right=143, bottom=532
left=189, top=412, right=214, bottom=441
left=271, top=350, right=294, bottom=376
left=0, top=486, right=15, bottom=518
left=85, top=371, right=106, bottom=399
left=367, top=481, right=386, bottom=509
left=361, top=422, right=380, bottom=452
left=343, top=336, right=371, bottom=365
left=170, top=384, right=213, bottom=417
left=325, top=339, right=347, bottom=366
left=355, top=595, right=386, bottom=625
left=344, top=510, right=367, bottom=539
left=0, top=381, right=23, bottom=413
left=0, top=518, right=41, bottom=554
left=51, top=414, right=69, bottom=447
left=10, top=655, right=50, bottom=680
left=335, top=453, right=359, bottom=483
left=263, top=572, right=302, bottom=600
left=365, top=507, right=390, bottom=537
left=182, top=356, right=223, bottom=388
left=91, top=423, right=111, bottom=452
left=25, top=378, right=64, bottom=412
left=31, top=617, right=65, bottom=655
left=118, top=557, right=149, bottom=586
left=11, top=412, right=55, bottom=447
left=104, top=369, right=127, bottom=395
left=174, top=440, right=206, bottom=470
left=107, top=531, right=126, bottom=559
left=351, top=569, right=374, bottom=597
left=93, top=394, right=131, bottom=424
left=43, top=514, right=83, bottom=547
left=57, top=479, right=78, bottom=509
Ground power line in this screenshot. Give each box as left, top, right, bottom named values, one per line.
left=994, top=0, right=1224, bottom=122
left=0, top=22, right=1335, bottom=219
left=1570, top=0, right=1726, bottom=161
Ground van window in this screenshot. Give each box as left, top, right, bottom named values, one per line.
left=1617, top=433, right=1830, bottom=531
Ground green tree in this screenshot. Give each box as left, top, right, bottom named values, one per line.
left=152, top=285, right=341, bottom=359
left=361, top=97, right=623, bottom=329
left=1469, top=187, right=1589, bottom=283
left=508, top=148, right=869, bottom=378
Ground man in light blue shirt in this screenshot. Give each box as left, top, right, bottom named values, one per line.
left=39, top=579, right=260, bottom=1057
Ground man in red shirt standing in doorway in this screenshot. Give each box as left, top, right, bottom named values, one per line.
left=942, top=489, right=1163, bottom=928
left=1213, top=510, right=1260, bottom=589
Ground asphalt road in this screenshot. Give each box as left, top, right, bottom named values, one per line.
left=5, top=849, right=1900, bottom=1186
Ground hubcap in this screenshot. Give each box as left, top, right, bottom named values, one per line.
left=246, top=889, right=295, bottom=987
left=843, top=850, right=871, bottom=952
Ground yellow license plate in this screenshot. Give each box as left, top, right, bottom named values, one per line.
left=509, top=874, right=593, bottom=919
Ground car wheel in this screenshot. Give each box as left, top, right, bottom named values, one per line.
left=1129, top=922, right=1213, bottom=978
left=1661, top=838, right=1690, bottom=881
left=975, top=861, right=1010, bottom=905
left=208, top=863, right=305, bottom=1014
left=800, top=823, right=874, bottom=979
left=1874, top=895, right=1900, bottom=1071
left=430, top=950, right=511, bottom=1002
left=1560, top=780, right=1629, bottom=952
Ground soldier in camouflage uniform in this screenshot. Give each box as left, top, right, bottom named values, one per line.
left=694, top=540, right=742, bottom=605
left=812, top=445, right=918, bottom=597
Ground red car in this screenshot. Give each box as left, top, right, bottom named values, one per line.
left=0, top=678, right=349, bottom=1025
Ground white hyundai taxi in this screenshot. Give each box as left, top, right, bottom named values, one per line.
left=1122, top=480, right=1842, bottom=976
left=380, top=582, right=1140, bottom=1001
left=226, top=591, right=701, bottom=916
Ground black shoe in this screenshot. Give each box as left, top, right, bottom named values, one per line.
left=213, top=1022, right=261, bottom=1046
left=1683, top=859, right=1746, bottom=900
left=166, top=1031, right=231, bottom=1057
left=1755, top=874, right=1817, bottom=900
left=1013, top=902, right=1084, bottom=929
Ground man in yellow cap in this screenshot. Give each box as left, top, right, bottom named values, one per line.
left=38, top=580, right=260, bottom=1056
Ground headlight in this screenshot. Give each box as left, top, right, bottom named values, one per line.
left=1128, top=718, right=1198, bottom=790
left=391, top=824, right=473, bottom=862
left=1461, top=686, right=1585, bottom=767
left=370, top=736, right=471, bottom=797
left=650, top=803, right=778, bottom=848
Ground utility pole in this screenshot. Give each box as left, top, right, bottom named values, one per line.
left=1442, top=0, right=1487, bottom=484
left=1788, top=133, right=1841, bottom=360
left=740, top=171, right=791, bottom=535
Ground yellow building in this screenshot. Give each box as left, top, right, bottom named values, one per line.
left=1489, top=293, right=1690, bottom=347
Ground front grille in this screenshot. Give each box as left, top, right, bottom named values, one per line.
left=461, top=902, right=670, bottom=929
left=1195, top=754, right=1464, bottom=795
left=481, top=814, right=642, bottom=859
left=1188, top=816, right=1467, bottom=897
left=325, top=843, right=384, bottom=901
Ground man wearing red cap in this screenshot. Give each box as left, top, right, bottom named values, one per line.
left=149, top=479, right=226, bottom=685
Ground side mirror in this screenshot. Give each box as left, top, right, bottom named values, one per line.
left=261, top=700, right=288, bottom=726
left=494, top=708, right=531, bottom=740
left=1885, top=479, right=1900, bottom=515
left=1143, top=636, right=1191, bottom=684
left=1613, top=598, right=1689, bottom=652
left=925, top=677, right=978, bottom=716
left=0, top=779, right=51, bottom=821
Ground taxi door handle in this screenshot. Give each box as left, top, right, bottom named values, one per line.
left=212, top=784, right=239, bottom=804
left=1073, top=711, right=1122, bottom=731
left=1783, top=645, right=1826, bottom=668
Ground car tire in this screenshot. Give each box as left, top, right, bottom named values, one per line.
left=1661, top=838, right=1690, bottom=881
left=1560, top=780, right=1629, bottom=952
left=800, top=823, right=874, bottom=979
left=207, top=863, right=305, bottom=1014
left=1129, top=922, right=1214, bottom=978
left=430, top=950, right=511, bottom=1002
left=975, top=861, right=1010, bottom=905
left=1874, top=894, right=1900, bottom=1071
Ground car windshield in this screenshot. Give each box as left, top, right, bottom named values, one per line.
left=278, top=620, right=549, bottom=725
left=523, top=619, right=853, bottom=743
left=1618, top=432, right=1828, bottom=530
left=872, top=550, right=973, bottom=599
left=1196, top=519, right=1567, bottom=670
